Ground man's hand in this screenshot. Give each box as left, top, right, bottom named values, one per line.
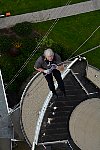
left=43, top=69, right=52, bottom=74
left=44, top=64, right=57, bottom=75
left=51, top=64, right=57, bottom=70
left=34, top=67, right=44, bottom=72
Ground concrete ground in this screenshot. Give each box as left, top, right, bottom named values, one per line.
left=0, top=1, right=100, bottom=29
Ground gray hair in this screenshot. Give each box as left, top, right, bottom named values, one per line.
left=44, top=48, right=54, bottom=57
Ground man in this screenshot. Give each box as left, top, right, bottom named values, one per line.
left=34, top=48, right=66, bottom=98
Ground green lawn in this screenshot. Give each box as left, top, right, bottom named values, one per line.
left=0, top=0, right=89, bottom=15
left=33, top=10, right=100, bottom=69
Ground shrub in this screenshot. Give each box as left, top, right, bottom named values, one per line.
left=41, top=37, right=54, bottom=48
left=13, top=22, right=33, bottom=37
left=0, top=35, right=12, bottom=52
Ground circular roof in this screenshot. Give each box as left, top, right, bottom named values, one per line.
left=69, top=98, right=100, bottom=150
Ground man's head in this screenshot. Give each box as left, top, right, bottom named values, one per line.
left=44, top=48, right=54, bottom=61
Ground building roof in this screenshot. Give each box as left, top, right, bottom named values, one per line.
left=0, top=70, right=13, bottom=150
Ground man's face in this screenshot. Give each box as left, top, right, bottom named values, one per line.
left=46, top=55, right=54, bottom=61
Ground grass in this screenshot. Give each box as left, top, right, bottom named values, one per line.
left=33, top=10, right=100, bottom=69
left=0, top=0, right=89, bottom=15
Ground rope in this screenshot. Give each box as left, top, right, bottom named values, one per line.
left=69, top=45, right=100, bottom=60
left=5, top=0, right=71, bottom=90
left=68, top=25, right=100, bottom=60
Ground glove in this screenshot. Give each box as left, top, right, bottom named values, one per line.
left=51, top=64, right=57, bottom=70
left=43, top=64, right=57, bottom=75
left=43, top=69, right=52, bottom=74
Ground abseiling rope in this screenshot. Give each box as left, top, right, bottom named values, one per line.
left=59, top=25, right=100, bottom=64
left=5, top=0, right=71, bottom=90
left=69, top=45, right=100, bottom=60
left=68, top=25, right=100, bottom=60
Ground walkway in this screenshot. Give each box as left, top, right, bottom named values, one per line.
left=0, top=1, right=100, bottom=29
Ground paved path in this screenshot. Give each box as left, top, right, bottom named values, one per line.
left=0, top=1, right=100, bottom=29
left=92, top=0, right=100, bottom=9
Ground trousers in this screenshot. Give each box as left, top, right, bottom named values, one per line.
left=44, top=69, right=65, bottom=94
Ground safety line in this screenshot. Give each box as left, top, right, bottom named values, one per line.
left=69, top=45, right=100, bottom=60
left=68, top=25, right=100, bottom=59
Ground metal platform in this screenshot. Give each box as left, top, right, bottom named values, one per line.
left=36, top=58, right=100, bottom=150
left=20, top=58, right=100, bottom=150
